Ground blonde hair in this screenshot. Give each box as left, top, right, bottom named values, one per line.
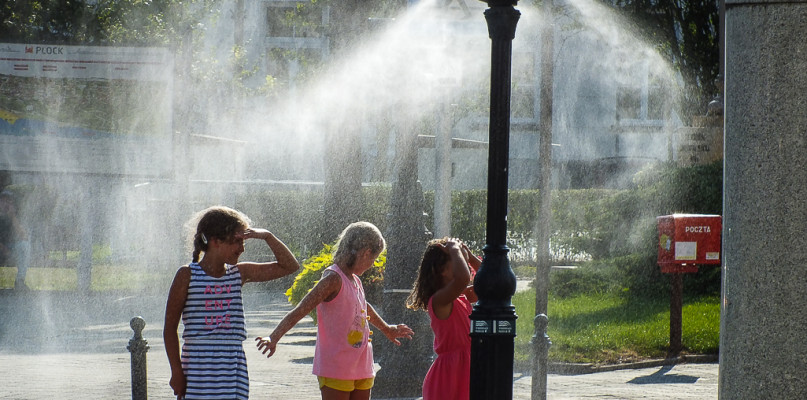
left=332, top=221, right=385, bottom=268
left=187, top=206, right=251, bottom=262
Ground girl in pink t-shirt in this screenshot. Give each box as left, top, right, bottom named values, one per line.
left=256, top=221, right=414, bottom=400
left=406, top=238, right=480, bottom=400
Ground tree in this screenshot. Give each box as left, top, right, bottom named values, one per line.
left=0, top=1, right=95, bottom=44
left=600, top=0, right=720, bottom=120
left=0, top=0, right=224, bottom=46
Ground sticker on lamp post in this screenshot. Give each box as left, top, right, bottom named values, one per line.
left=471, top=319, right=514, bottom=335
left=496, top=320, right=514, bottom=334
left=472, top=320, right=491, bottom=334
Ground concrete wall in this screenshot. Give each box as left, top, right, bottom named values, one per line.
left=720, top=1, right=807, bottom=398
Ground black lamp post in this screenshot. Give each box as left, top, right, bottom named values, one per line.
left=469, top=0, right=520, bottom=399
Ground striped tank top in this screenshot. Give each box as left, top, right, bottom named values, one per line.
left=180, top=262, right=249, bottom=399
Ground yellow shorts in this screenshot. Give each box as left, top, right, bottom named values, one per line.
left=317, top=376, right=375, bottom=392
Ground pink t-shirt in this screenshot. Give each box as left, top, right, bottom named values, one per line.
left=312, top=264, right=374, bottom=380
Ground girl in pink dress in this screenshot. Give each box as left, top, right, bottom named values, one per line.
left=256, top=221, right=414, bottom=400
left=407, top=238, right=480, bottom=400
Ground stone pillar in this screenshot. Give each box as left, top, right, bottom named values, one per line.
left=720, top=2, right=807, bottom=398
left=128, top=316, right=149, bottom=400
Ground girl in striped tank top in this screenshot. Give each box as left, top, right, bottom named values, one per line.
left=164, top=206, right=300, bottom=399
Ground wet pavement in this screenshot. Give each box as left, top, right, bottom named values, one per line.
left=0, top=288, right=718, bottom=399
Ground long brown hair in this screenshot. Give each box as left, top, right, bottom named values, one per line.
left=406, top=237, right=452, bottom=311
left=189, top=206, right=251, bottom=262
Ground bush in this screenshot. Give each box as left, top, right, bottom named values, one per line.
left=549, top=263, right=620, bottom=298
left=284, top=243, right=386, bottom=324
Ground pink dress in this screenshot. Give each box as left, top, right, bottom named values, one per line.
left=312, top=264, right=374, bottom=380
left=422, top=295, right=472, bottom=400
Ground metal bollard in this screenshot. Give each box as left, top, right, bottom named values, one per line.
left=531, top=314, right=552, bottom=400
left=128, top=316, right=149, bottom=400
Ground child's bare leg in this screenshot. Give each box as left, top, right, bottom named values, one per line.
left=349, top=389, right=371, bottom=400
left=320, top=386, right=371, bottom=400
left=320, top=386, right=350, bottom=400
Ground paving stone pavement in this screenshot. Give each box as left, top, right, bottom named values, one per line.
left=0, top=289, right=718, bottom=399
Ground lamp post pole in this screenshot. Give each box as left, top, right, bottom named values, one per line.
left=469, top=0, right=520, bottom=399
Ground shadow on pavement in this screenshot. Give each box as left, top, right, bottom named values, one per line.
left=627, top=365, right=700, bottom=385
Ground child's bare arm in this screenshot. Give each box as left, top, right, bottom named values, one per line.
left=463, top=243, right=482, bottom=272
left=255, top=271, right=341, bottom=357
left=431, top=240, right=472, bottom=318
left=237, top=228, right=300, bottom=283
left=461, top=242, right=480, bottom=302
left=163, top=267, right=190, bottom=399
left=367, top=303, right=414, bottom=346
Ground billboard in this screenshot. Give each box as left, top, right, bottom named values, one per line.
left=0, top=43, right=174, bottom=176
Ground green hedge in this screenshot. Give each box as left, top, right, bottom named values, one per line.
left=237, top=160, right=722, bottom=299
left=17, top=159, right=720, bottom=299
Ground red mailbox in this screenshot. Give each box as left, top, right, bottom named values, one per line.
left=657, top=214, right=722, bottom=274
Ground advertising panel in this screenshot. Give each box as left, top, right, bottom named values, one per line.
left=0, top=43, right=173, bottom=176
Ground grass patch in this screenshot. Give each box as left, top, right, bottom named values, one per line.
left=513, top=289, right=720, bottom=365
left=0, top=265, right=175, bottom=292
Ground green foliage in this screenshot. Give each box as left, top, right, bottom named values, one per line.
left=429, top=161, right=723, bottom=298
left=598, top=253, right=666, bottom=298
left=0, top=1, right=276, bottom=106
left=0, top=0, right=220, bottom=46
left=359, top=184, right=392, bottom=234
left=237, top=189, right=326, bottom=259
left=21, top=159, right=722, bottom=299
left=284, top=243, right=386, bottom=324
left=549, top=263, right=621, bottom=298
left=284, top=244, right=333, bottom=323
left=547, top=161, right=723, bottom=297
left=449, top=189, right=487, bottom=248
left=0, top=76, right=171, bottom=135
left=551, top=189, right=623, bottom=260
left=597, top=0, right=720, bottom=119
left=0, top=1, right=96, bottom=44
left=634, top=160, right=723, bottom=215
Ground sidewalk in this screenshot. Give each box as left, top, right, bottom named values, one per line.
left=0, top=289, right=718, bottom=399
